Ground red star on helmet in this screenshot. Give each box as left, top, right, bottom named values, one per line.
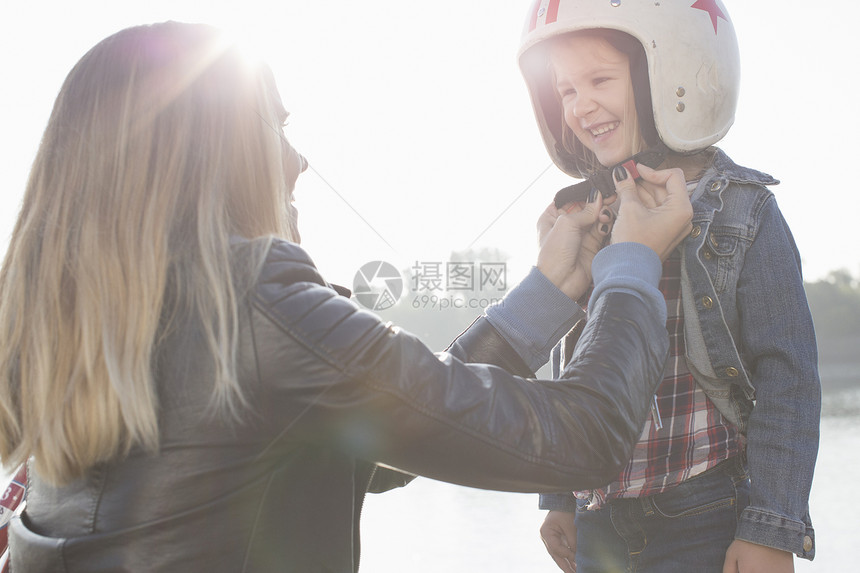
left=691, top=0, right=728, bottom=34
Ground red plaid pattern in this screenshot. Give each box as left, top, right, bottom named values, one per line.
left=576, top=250, right=742, bottom=507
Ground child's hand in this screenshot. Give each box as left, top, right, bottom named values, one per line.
left=536, top=193, right=612, bottom=301
left=610, top=163, right=693, bottom=260
left=722, top=539, right=794, bottom=573
left=540, top=510, right=578, bottom=573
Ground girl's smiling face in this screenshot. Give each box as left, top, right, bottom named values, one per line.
left=550, top=34, right=645, bottom=168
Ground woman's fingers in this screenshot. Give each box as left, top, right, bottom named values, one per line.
left=636, top=164, right=683, bottom=204
left=537, top=202, right=560, bottom=247
left=536, top=192, right=604, bottom=300
left=641, top=164, right=693, bottom=250
left=598, top=207, right=614, bottom=236
left=610, top=162, right=693, bottom=260
left=557, top=190, right=603, bottom=233
left=611, top=164, right=641, bottom=205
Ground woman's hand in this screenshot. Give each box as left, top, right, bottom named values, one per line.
left=610, top=163, right=693, bottom=260
left=536, top=192, right=613, bottom=301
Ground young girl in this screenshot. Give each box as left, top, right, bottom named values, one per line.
left=513, top=1, right=820, bottom=572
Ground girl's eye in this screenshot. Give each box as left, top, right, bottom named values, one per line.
left=593, top=77, right=611, bottom=86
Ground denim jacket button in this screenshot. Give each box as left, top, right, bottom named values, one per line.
left=803, top=535, right=813, bottom=552
left=702, top=296, right=714, bottom=309
left=703, top=250, right=713, bottom=260
left=710, top=179, right=724, bottom=192
left=725, top=367, right=739, bottom=377
left=690, top=226, right=702, bottom=238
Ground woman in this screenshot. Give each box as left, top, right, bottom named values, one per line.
left=0, top=22, right=691, bottom=571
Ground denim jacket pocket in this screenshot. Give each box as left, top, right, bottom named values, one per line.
left=699, top=228, right=742, bottom=295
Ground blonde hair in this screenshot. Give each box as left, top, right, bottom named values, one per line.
left=0, top=22, right=296, bottom=485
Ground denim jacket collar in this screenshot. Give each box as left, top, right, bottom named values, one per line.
left=691, top=148, right=779, bottom=206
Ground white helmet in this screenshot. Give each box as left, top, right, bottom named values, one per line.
left=518, top=0, right=740, bottom=178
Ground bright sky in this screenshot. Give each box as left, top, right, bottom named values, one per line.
left=2, top=0, right=858, bottom=286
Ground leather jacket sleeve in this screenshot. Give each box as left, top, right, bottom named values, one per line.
left=445, top=316, right=534, bottom=378
left=367, top=313, right=534, bottom=493
left=249, top=240, right=669, bottom=493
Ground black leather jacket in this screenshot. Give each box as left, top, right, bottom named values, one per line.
left=11, top=239, right=668, bottom=572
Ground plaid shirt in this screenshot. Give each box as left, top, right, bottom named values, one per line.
left=575, top=249, right=743, bottom=509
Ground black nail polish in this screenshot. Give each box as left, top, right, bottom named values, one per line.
left=600, top=224, right=610, bottom=233
left=601, top=208, right=612, bottom=219
left=587, top=187, right=598, bottom=203
left=613, top=165, right=628, bottom=182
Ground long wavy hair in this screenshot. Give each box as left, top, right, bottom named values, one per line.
left=0, top=22, right=297, bottom=485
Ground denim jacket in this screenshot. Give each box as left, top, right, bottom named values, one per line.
left=679, top=148, right=819, bottom=559
left=492, top=149, right=820, bottom=560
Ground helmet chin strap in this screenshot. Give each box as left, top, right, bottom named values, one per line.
left=553, top=142, right=669, bottom=208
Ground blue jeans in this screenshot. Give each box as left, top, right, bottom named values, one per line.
left=574, top=456, right=750, bottom=573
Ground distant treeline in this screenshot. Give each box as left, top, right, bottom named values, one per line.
left=804, top=269, right=860, bottom=340
left=804, top=270, right=860, bottom=389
